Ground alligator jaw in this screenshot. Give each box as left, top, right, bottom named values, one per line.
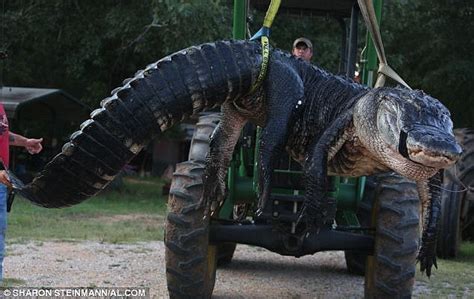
left=407, top=146, right=459, bottom=169
left=405, top=127, right=462, bottom=169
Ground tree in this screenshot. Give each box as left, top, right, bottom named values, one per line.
left=2, top=1, right=472, bottom=128
left=383, top=0, right=474, bottom=127
left=1, top=0, right=232, bottom=107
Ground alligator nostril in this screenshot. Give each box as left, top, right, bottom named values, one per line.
left=398, top=130, right=409, bottom=159
left=446, top=144, right=463, bottom=160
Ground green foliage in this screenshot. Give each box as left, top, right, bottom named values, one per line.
left=3, top=1, right=154, bottom=107
left=383, top=0, right=474, bottom=127
left=2, top=0, right=232, bottom=108
left=151, top=0, right=232, bottom=54
left=1, top=1, right=472, bottom=127
left=262, top=12, right=343, bottom=73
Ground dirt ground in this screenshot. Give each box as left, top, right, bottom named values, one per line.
left=2, top=241, right=444, bottom=298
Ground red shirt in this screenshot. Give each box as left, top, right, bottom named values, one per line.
left=0, top=104, right=9, bottom=168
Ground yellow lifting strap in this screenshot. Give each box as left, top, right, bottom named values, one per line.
left=262, top=0, right=281, bottom=28
left=249, top=36, right=270, bottom=94
left=357, top=0, right=411, bottom=89
left=248, top=0, right=281, bottom=94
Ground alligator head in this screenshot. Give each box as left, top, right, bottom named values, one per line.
left=354, top=87, right=462, bottom=181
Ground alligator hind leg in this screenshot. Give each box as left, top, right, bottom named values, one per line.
left=203, top=102, right=247, bottom=211
left=256, top=60, right=304, bottom=213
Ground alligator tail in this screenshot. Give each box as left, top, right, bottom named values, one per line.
left=21, top=40, right=261, bottom=208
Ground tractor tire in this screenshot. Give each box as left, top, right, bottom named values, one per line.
left=165, top=161, right=217, bottom=299
left=216, top=242, right=237, bottom=266
left=437, top=179, right=462, bottom=258
left=188, top=113, right=221, bottom=163
left=345, top=251, right=368, bottom=276
left=364, top=173, right=419, bottom=299
left=188, top=113, right=237, bottom=266
left=437, top=128, right=474, bottom=257
left=453, top=128, right=474, bottom=240
left=344, top=176, right=377, bottom=276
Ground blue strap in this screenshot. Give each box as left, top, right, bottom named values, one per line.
left=250, top=26, right=271, bottom=41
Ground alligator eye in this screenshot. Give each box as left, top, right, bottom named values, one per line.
left=398, top=130, right=409, bottom=159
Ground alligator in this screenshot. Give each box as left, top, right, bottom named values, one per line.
left=12, top=40, right=461, bottom=277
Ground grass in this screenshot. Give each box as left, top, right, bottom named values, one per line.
left=0, top=278, right=26, bottom=287
left=415, top=242, right=474, bottom=297
left=6, top=177, right=168, bottom=244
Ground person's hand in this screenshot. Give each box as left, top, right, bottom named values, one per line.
left=25, top=138, right=43, bottom=154
left=0, top=170, right=12, bottom=188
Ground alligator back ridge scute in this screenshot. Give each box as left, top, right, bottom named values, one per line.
left=23, top=40, right=261, bottom=207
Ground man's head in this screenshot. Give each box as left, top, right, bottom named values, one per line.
left=292, top=37, right=313, bottom=62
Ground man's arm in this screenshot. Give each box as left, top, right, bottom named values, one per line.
left=0, top=171, right=11, bottom=188
left=9, top=132, right=43, bottom=154
left=0, top=133, right=43, bottom=188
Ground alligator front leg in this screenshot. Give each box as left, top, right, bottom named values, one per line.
left=301, top=110, right=354, bottom=230
left=417, top=170, right=443, bottom=277
left=203, top=102, right=247, bottom=212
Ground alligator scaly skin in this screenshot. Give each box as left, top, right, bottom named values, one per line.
left=21, top=40, right=262, bottom=207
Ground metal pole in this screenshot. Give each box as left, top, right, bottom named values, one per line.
left=233, top=0, right=247, bottom=39
left=361, top=0, right=383, bottom=86
left=346, top=4, right=359, bottom=79
left=222, top=0, right=249, bottom=219
left=337, top=18, right=347, bottom=74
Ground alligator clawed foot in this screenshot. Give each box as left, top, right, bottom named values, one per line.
left=207, top=183, right=226, bottom=203
left=417, top=245, right=438, bottom=277
left=215, top=180, right=227, bottom=205
left=203, top=174, right=227, bottom=215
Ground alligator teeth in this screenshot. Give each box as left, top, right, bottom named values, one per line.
left=409, top=149, right=455, bottom=168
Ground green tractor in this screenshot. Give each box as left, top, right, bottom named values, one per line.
left=165, top=1, right=420, bottom=297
